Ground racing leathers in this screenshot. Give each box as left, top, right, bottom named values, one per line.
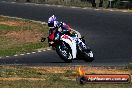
left=48, top=22, right=75, bottom=46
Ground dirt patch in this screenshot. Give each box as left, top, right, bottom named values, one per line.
left=0, top=21, right=29, bottom=26
left=32, top=66, right=76, bottom=74
left=0, top=77, right=44, bottom=81
left=84, top=67, right=130, bottom=74
left=31, top=66, right=131, bottom=74
left=30, top=66, right=132, bottom=82
left=0, top=16, right=49, bottom=56
left=5, top=30, right=43, bottom=43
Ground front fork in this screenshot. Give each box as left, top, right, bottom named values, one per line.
left=76, top=38, right=87, bottom=51
left=61, top=42, right=67, bottom=50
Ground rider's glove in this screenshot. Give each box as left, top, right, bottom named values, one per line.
left=70, top=30, right=76, bottom=35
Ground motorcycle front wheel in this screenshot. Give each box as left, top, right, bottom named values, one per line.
left=56, top=42, right=72, bottom=63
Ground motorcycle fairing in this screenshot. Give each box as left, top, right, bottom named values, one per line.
left=61, top=34, right=77, bottom=59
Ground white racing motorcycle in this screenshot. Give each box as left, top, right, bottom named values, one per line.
left=51, top=31, right=94, bottom=63
left=41, top=27, right=94, bottom=63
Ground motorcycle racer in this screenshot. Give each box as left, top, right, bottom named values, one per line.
left=40, top=15, right=94, bottom=62
left=47, top=15, right=76, bottom=46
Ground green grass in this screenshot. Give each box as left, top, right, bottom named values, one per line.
left=24, top=0, right=110, bottom=8
left=128, top=63, right=132, bottom=69
left=0, top=16, right=49, bottom=56
left=0, top=25, right=32, bottom=31
left=0, top=42, right=48, bottom=56
left=0, top=66, right=131, bottom=88
left=41, top=1, right=92, bottom=8
left=0, top=66, right=45, bottom=78
left=23, top=0, right=132, bottom=9
left=0, top=78, right=131, bottom=88
left=0, top=24, right=18, bottom=31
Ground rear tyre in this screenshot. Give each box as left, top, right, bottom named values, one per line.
left=56, top=42, right=72, bottom=63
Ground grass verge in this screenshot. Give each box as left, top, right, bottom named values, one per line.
left=0, top=15, right=49, bottom=56
left=0, top=66, right=131, bottom=88
left=17, top=0, right=108, bottom=8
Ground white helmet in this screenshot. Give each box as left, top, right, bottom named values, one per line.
left=48, top=15, right=56, bottom=23
left=48, top=15, right=58, bottom=27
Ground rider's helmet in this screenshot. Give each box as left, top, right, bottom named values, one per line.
left=48, top=15, right=58, bottom=28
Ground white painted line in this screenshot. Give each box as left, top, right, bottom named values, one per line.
left=109, top=9, right=113, bottom=11
left=20, top=54, right=25, bottom=56
left=38, top=50, right=42, bottom=52
left=57, top=5, right=63, bottom=7
left=0, top=57, right=2, bottom=59
left=14, top=55, right=18, bottom=57
left=122, top=10, right=128, bottom=12
left=94, top=9, right=100, bottom=11
left=27, top=53, right=31, bottom=55
left=82, top=7, right=88, bottom=9
left=6, top=56, right=9, bottom=58
left=47, top=48, right=51, bottom=50
left=71, top=6, right=77, bottom=8
left=41, top=22, right=46, bottom=25
left=32, top=52, right=36, bottom=53
left=43, top=50, right=46, bottom=51
left=0, top=15, right=48, bottom=26
left=45, top=4, right=50, bottom=6
left=52, top=5, right=56, bottom=7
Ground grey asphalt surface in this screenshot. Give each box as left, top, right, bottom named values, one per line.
left=0, top=1, right=132, bottom=66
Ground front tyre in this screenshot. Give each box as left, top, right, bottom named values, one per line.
left=56, top=42, right=72, bottom=63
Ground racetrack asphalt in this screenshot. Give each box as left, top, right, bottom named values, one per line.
left=0, top=1, right=132, bottom=66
